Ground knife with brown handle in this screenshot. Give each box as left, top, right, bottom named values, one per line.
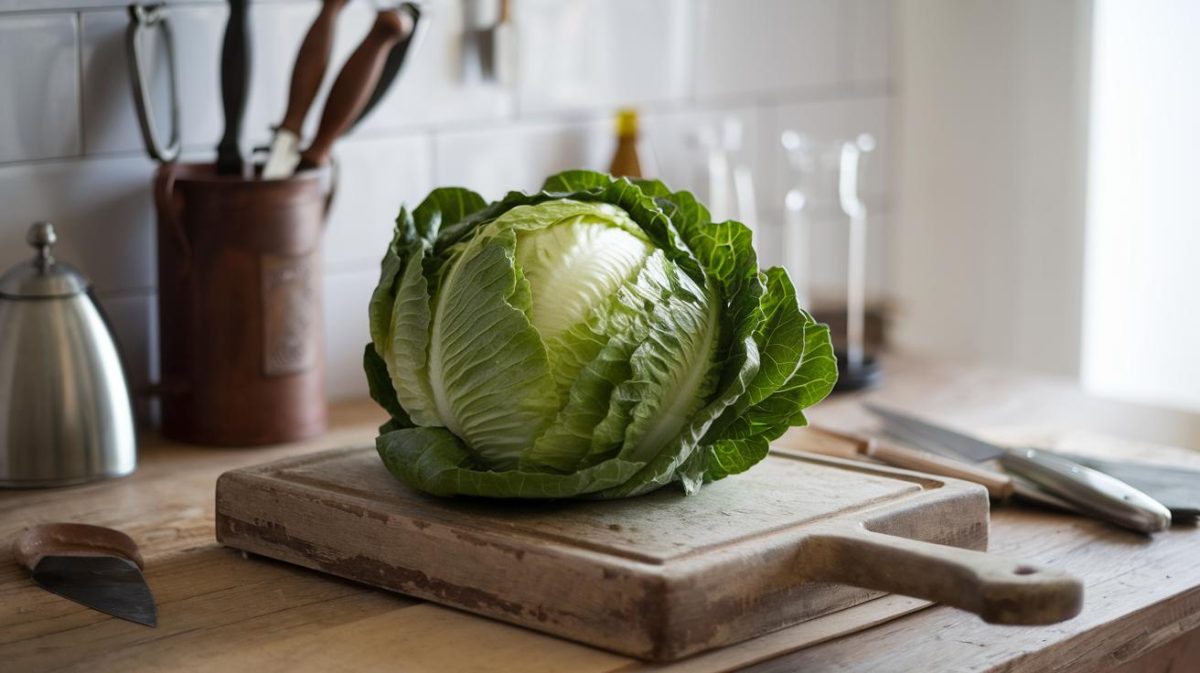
left=262, top=0, right=350, bottom=179
left=807, top=426, right=1016, bottom=500
left=865, top=403, right=1172, bottom=533
left=299, top=9, right=411, bottom=171
left=14, top=523, right=156, bottom=627
left=354, top=2, right=423, bottom=129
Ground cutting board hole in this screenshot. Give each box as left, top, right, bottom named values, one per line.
left=1014, top=565, right=1038, bottom=575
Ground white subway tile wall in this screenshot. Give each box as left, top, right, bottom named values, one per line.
left=514, top=0, right=694, bottom=114
left=0, top=155, right=158, bottom=292
left=323, top=133, right=435, bottom=270
left=98, top=290, right=159, bottom=420
left=80, top=6, right=227, bottom=156
left=0, top=13, right=80, bottom=163
left=694, top=0, right=840, bottom=100
left=0, top=0, right=892, bottom=411
left=435, top=116, right=612, bottom=199
left=843, top=0, right=893, bottom=86
left=321, top=267, right=379, bottom=400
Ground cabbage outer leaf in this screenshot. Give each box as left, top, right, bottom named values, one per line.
left=366, top=171, right=839, bottom=499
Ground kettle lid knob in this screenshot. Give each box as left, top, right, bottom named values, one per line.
left=27, top=222, right=57, bottom=268
left=0, top=222, right=89, bottom=298
left=28, top=221, right=57, bottom=248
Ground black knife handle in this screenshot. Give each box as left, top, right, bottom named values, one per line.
left=217, top=0, right=250, bottom=176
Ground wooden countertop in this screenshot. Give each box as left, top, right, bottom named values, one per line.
left=3, top=356, right=1199, bottom=672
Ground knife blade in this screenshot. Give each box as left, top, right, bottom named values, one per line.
left=13, top=523, right=157, bottom=627
left=298, top=8, right=412, bottom=171
left=216, top=0, right=251, bottom=176
left=864, top=403, right=1172, bottom=534
left=1060, top=453, right=1200, bottom=519
left=262, top=0, right=351, bottom=180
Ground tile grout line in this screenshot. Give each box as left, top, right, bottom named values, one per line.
left=0, top=86, right=892, bottom=171
left=75, top=9, right=87, bottom=155
left=0, top=0, right=294, bottom=16
left=428, top=126, right=440, bottom=186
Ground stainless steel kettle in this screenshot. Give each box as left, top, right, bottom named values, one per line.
left=0, top=222, right=136, bottom=487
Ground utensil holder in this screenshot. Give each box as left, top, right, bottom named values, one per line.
left=153, top=162, right=333, bottom=446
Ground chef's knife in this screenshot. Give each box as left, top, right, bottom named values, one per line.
left=261, top=0, right=351, bottom=180
left=298, top=9, right=412, bottom=171
left=216, top=0, right=251, bottom=176
left=13, top=523, right=156, bottom=627
left=804, top=425, right=1016, bottom=500
left=1059, top=453, right=1200, bottom=519
left=865, top=403, right=1172, bottom=534
left=354, top=2, right=424, bottom=129
left=263, top=3, right=422, bottom=179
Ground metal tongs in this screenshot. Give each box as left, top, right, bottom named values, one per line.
left=126, top=4, right=181, bottom=164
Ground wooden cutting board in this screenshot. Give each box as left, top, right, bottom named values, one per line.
left=215, top=446, right=1081, bottom=661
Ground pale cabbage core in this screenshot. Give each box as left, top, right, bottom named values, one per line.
left=514, top=212, right=652, bottom=341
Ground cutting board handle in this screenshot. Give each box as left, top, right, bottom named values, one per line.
left=804, top=526, right=1083, bottom=625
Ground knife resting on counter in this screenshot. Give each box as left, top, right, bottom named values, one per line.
left=802, top=425, right=1016, bottom=500
left=13, top=523, right=157, bottom=627
left=864, top=403, right=1172, bottom=534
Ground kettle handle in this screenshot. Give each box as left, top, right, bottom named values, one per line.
left=154, top=162, right=190, bottom=273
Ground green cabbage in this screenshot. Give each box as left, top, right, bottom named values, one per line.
left=364, top=170, right=837, bottom=499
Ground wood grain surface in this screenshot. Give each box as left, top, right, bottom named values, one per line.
left=216, top=446, right=1027, bottom=660
left=3, top=356, right=1200, bottom=672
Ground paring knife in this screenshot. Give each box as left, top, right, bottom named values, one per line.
left=261, top=0, right=351, bottom=180
left=865, top=403, right=1172, bottom=534
left=13, top=523, right=157, bottom=626
left=216, top=0, right=251, bottom=176
left=298, top=9, right=412, bottom=171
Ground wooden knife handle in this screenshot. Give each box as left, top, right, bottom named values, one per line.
left=786, top=425, right=868, bottom=458
left=866, top=439, right=1015, bottom=500
left=280, top=0, right=350, bottom=135
left=300, top=10, right=409, bottom=169
left=804, top=527, right=1083, bottom=625
left=807, top=425, right=1015, bottom=500
left=12, top=523, right=145, bottom=571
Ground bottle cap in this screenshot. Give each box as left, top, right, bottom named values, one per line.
left=615, top=108, right=638, bottom=137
